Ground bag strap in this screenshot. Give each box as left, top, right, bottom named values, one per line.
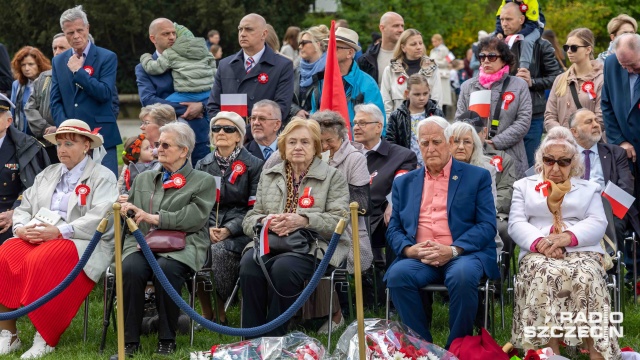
left=569, top=82, right=583, bottom=110
left=602, top=233, right=617, bottom=254
left=489, top=76, right=511, bottom=139
left=252, top=229, right=324, bottom=299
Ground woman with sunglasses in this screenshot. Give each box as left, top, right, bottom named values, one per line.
left=456, top=36, right=532, bottom=178
left=289, top=25, right=329, bottom=119
left=509, top=126, right=620, bottom=360
left=193, top=111, right=263, bottom=327
left=115, top=123, right=216, bottom=357
left=544, top=28, right=603, bottom=132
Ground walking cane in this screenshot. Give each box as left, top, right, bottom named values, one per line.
left=113, top=203, right=125, bottom=360
left=350, top=202, right=366, bottom=360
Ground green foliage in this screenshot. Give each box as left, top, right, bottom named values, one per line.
left=0, top=0, right=313, bottom=93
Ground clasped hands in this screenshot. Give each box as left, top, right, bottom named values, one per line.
left=209, top=227, right=231, bottom=243
left=404, top=240, right=455, bottom=267
left=535, top=233, right=572, bottom=259
left=263, top=213, right=308, bottom=237
left=120, top=202, right=159, bottom=226
left=15, top=223, right=61, bottom=244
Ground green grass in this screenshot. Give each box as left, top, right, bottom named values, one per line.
left=3, top=277, right=640, bottom=360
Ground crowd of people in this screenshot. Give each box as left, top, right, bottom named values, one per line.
left=0, top=2, right=638, bottom=360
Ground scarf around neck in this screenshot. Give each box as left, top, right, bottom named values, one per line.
left=299, top=52, right=327, bottom=88
left=215, top=146, right=241, bottom=176
left=545, top=178, right=572, bottom=234
left=478, top=65, right=510, bottom=89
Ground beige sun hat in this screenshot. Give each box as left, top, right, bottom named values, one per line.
left=44, top=119, right=104, bottom=149
left=324, top=27, right=361, bottom=52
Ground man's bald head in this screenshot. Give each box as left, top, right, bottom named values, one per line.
left=614, top=33, right=640, bottom=73
left=238, top=13, right=268, bottom=55
left=499, top=2, right=525, bottom=36
left=149, top=18, right=172, bottom=36
left=379, top=12, right=404, bottom=48
left=148, top=18, right=176, bottom=53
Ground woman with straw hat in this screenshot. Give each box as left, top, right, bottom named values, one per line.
left=0, top=119, right=118, bottom=359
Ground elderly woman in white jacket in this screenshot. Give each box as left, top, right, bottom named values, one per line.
left=508, top=127, right=620, bottom=360
left=0, top=119, right=117, bottom=359
left=380, top=29, right=442, bottom=118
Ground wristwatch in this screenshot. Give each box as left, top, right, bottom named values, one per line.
left=451, top=246, right=459, bottom=258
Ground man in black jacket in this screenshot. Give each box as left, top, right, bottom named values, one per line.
left=0, top=94, right=50, bottom=244
left=499, top=2, right=562, bottom=167
left=357, top=12, right=404, bottom=86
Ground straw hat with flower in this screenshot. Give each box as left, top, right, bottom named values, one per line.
left=44, top=119, right=104, bottom=149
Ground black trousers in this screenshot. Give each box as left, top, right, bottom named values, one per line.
left=239, top=248, right=315, bottom=337
left=122, top=251, right=192, bottom=343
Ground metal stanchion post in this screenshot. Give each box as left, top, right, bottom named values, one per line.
left=112, top=204, right=125, bottom=360
left=350, top=202, right=366, bottom=360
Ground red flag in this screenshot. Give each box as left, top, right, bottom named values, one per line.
left=320, top=20, right=351, bottom=140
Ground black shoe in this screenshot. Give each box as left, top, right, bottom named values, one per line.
left=110, top=342, right=141, bottom=359
left=155, top=340, right=176, bottom=356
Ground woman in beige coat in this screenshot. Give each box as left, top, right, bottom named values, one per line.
left=240, top=118, right=350, bottom=338
left=0, top=120, right=117, bottom=358
left=544, top=28, right=603, bottom=132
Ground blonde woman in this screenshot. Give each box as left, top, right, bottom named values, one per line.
left=545, top=28, right=603, bottom=131
left=380, top=29, right=442, bottom=118
left=290, top=25, right=329, bottom=118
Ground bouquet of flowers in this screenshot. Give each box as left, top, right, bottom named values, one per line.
left=330, top=318, right=458, bottom=360
left=189, top=331, right=325, bottom=360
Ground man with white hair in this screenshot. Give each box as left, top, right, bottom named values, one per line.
left=50, top=5, right=121, bottom=175
left=353, top=103, right=416, bottom=266
left=358, top=12, right=405, bottom=86
left=385, top=116, right=498, bottom=348
left=570, top=108, right=640, bottom=281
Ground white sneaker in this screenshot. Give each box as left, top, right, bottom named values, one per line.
left=317, top=315, right=345, bottom=335
left=20, top=332, right=54, bottom=359
left=0, top=329, right=21, bottom=355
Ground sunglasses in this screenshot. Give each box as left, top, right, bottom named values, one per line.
left=211, top=125, right=238, bottom=134
left=562, top=44, right=589, bottom=53
left=299, top=40, right=313, bottom=47
left=478, top=53, right=501, bottom=62
left=156, top=142, right=174, bottom=150
left=542, top=156, right=572, bottom=167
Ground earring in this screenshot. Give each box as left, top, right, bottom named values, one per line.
left=83, top=150, right=87, bottom=155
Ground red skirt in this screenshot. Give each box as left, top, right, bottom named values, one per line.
left=0, top=238, right=95, bottom=346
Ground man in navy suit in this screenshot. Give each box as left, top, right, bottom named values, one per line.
left=135, top=18, right=210, bottom=165
left=50, top=5, right=121, bottom=175
left=206, top=14, right=293, bottom=123
left=602, top=34, right=640, bottom=207
left=385, top=116, right=498, bottom=348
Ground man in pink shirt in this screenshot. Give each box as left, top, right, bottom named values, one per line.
left=385, top=116, right=499, bottom=348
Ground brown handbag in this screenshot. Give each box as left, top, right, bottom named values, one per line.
left=136, top=183, right=186, bottom=253
left=138, top=229, right=186, bottom=253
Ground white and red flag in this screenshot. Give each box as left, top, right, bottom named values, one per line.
left=469, top=90, right=492, bottom=118
left=602, top=181, right=636, bottom=219
left=220, top=94, right=248, bottom=117
left=260, top=216, right=273, bottom=256
left=213, top=176, right=221, bottom=202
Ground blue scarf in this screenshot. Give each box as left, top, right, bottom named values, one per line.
left=299, top=52, right=327, bottom=88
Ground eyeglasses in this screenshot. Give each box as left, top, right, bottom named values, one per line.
left=211, top=125, right=238, bottom=134
left=453, top=139, right=474, bottom=147
left=299, top=40, right=313, bottom=48
left=542, top=156, right=572, bottom=167
left=140, top=120, right=151, bottom=126
left=249, top=116, right=279, bottom=123
left=562, top=44, right=589, bottom=53
left=478, top=53, right=501, bottom=62
left=336, top=46, right=352, bottom=51
left=353, top=121, right=378, bottom=127
left=156, top=142, right=174, bottom=150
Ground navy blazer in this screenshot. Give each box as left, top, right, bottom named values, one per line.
left=601, top=54, right=640, bottom=155
left=206, top=45, right=294, bottom=120
left=50, top=45, right=121, bottom=148
left=134, top=53, right=209, bottom=146
left=386, top=158, right=499, bottom=279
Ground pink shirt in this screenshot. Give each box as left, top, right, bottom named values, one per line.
left=416, top=157, right=453, bottom=246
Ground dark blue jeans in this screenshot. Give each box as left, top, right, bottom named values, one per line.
left=524, top=117, right=544, bottom=168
